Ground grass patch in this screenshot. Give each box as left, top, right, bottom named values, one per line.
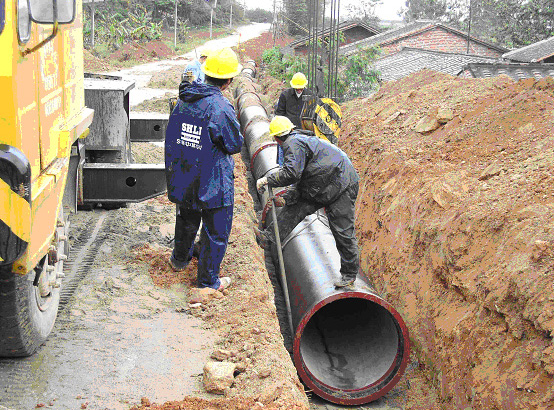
left=148, top=66, right=183, bottom=89
left=164, top=26, right=232, bottom=54
left=133, top=93, right=174, bottom=114
left=86, top=25, right=234, bottom=72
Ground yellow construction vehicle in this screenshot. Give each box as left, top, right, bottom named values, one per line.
left=0, top=0, right=166, bottom=356
left=0, top=0, right=93, bottom=357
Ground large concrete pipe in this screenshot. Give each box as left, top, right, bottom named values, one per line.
left=233, top=62, right=410, bottom=405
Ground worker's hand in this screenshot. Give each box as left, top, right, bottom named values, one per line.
left=274, top=196, right=286, bottom=207
left=256, top=177, right=268, bottom=194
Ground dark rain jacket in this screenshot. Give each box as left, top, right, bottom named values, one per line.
left=275, top=88, right=313, bottom=129
left=267, top=132, right=358, bottom=204
left=165, top=82, right=243, bottom=209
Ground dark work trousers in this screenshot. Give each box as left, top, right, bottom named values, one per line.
left=174, top=204, right=233, bottom=289
left=264, top=182, right=360, bottom=279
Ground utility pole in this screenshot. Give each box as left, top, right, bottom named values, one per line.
left=466, top=0, right=472, bottom=54
left=174, top=0, right=178, bottom=49
left=91, top=0, right=96, bottom=48
left=272, top=0, right=277, bottom=47
left=210, top=0, right=218, bottom=38
left=230, top=1, right=233, bottom=28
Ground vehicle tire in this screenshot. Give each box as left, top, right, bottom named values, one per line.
left=0, top=261, right=60, bottom=357
left=0, top=208, right=66, bottom=357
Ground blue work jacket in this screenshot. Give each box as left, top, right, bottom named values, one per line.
left=165, top=82, right=243, bottom=209
left=183, top=59, right=205, bottom=83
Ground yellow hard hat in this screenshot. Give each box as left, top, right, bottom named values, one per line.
left=290, top=72, right=308, bottom=88
left=201, top=47, right=243, bottom=79
left=269, top=116, right=295, bottom=137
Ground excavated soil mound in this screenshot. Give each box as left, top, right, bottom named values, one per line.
left=112, top=40, right=175, bottom=63
left=238, top=31, right=295, bottom=63
left=339, top=70, right=554, bottom=409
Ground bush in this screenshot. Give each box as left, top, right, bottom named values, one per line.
left=262, top=45, right=381, bottom=102
left=262, top=47, right=308, bottom=82
left=337, top=46, right=381, bottom=101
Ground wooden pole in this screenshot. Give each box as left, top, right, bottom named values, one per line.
left=91, top=0, right=95, bottom=48
left=466, top=0, right=472, bottom=54
left=272, top=0, right=276, bottom=47
left=210, top=0, right=218, bottom=38
left=174, top=0, right=178, bottom=49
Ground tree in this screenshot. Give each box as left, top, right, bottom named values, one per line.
left=245, top=8, right=273, bottom=23
left=403, top=0, right=450, bottom=22
left=284, top=0, right=309, bottom=35
left=403, top=0, right=554, bottom=48
left=344, top=0, right=382, bottom=25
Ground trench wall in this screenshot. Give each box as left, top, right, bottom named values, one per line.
left=339, top=70, right=554, bottom=409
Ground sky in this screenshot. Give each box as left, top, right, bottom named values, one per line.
left=243, top=0, right=406, bottom=21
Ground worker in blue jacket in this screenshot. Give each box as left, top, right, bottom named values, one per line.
left=165, top=47, right=243, bottom=292
left=182, top=48, right=211, bottom=83
left=255, top=116, right=360, bottom=288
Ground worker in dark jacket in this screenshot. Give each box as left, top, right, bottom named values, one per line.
left=255, top=116, right=360, bottom=288
left=165, top=47, right=243, bottom=292
left=275, top=72, right=313, bottom=129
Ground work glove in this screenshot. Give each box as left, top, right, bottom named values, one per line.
left=256, top=177, right=268, bottom=194
left=273, top=196, right=286, bottom=207
left=282, top=185, right=300, bottom=205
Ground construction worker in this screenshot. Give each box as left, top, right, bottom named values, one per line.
left=255, top=116, right=360, bottom=288
left=182, top=48, right=212, bottom=83
left=165, top=47, right=243, bottom=292
left=275, top=72, right=313, bottom=129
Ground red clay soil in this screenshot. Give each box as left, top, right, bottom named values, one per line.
left=111, top=40, right=175, bottom=63
left=236, top=31, right=295, bottom=63
left=339, top=70, right=554, bottom=409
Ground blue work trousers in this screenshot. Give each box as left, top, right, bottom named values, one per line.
left=174, top=205, right=233, bottom=289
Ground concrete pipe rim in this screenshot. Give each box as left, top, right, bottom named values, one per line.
left=292, top=290, right=410, bottom=405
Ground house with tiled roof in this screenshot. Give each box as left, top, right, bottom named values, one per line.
left=502, top=36, right=554, bottom=63
left=283, top=20, right=381, bottom=56
left=375, top=47, right=500, bottom=82
left=340, top=20, right=508, bottom=59
left=459, top=62, right=554, bottom=81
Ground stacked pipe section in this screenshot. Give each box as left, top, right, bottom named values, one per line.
left=233, top=61, right=410, bottom=405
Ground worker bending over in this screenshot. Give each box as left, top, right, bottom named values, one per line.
left=165, top=47, right=243, bottom=292
left=275, top=72, right=313, bottom=129
left=255, top=116, right=360, bottom=288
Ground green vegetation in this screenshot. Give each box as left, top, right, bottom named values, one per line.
left=262, top=45, right=381, bottom=102
left=84, top=0, right=245, bottom=57
left=337, top=46, right=381, bottom=101
left=262, top=47, right=308, bottom=80
left=244, top=8, right=273, bottom=23
left=405, top=0, right=554, bottom=47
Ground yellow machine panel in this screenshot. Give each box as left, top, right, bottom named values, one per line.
left=0, top=0, right=93, bottom=356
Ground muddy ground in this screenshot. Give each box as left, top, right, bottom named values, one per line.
left=127, top=36, right=554, bottom=409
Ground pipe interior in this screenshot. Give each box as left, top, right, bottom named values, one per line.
left=299, top=298, right=400, bottom=390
